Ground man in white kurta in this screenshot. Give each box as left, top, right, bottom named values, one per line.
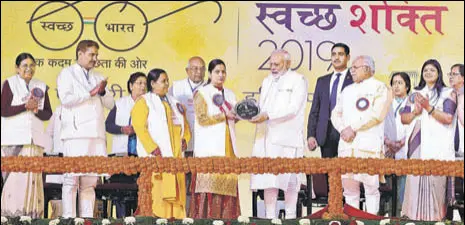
left=250, top=50, right=308, bottom=219
left=331, top=55, right=392, bottom=215
left=169, top=56, right=206, bottom=156
left=57, top=40, right=114, bottom=218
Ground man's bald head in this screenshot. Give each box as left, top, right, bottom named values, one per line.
left=185, top=56, right=206, bottom=83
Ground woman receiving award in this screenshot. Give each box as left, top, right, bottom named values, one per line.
left=189, top=59, right=240, bottom=219
left=131, top=68, right=191, bottom=218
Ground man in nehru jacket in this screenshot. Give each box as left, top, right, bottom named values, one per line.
left=249, top=49, right=308, bottom=219
left=169, top=56, right=206, bottom=157
left=57, top=40, right=114, bottom=218
left=331, top=55, right=392, bottom=215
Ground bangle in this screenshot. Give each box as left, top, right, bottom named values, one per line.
left=151, top=148, right=162, bottom=156
left=428, top=106, right=435, bottom=115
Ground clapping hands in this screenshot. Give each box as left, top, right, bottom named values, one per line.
left=90, top=77, right=108, bottom=96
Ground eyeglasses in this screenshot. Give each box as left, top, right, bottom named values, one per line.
left=188, top=66, right=205, bottom=72
left=447, top=72, right=462, bottom=77
left=19, top=64, right=36, bottom=70
left=350, top=65, right=366, bottom=71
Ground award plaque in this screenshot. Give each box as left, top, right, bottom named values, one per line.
left=31, top=88, right=44, bottom=98
left=31, top=88, right=45, bottom=113
left=235, top=98, right=260, bottom=120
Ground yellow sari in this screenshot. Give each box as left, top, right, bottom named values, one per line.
left=132, top=97, right=191, bottom=218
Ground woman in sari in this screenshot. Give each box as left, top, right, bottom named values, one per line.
left=131, top=68, right=190, bottom=218
left=189, top=59, right=240, bottom=219
left=1, top=52, right=52, bottom=218
left=384, top=72, right=411, bottom=216
left=400, top=59, right=456, bottom=220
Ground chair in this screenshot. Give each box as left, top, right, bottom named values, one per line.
left=95, top=154, right=139, bottom=218
left=43, top=182, right=62, bottom=218
left=1, top=174, right=4, bottom=194
left=306, top=174, right=328, bottom=215
left=446, top=177, right=464, bottom=221
left=445, top=155, right=464, bottom=221
left=252, top=178, right=308, bottom=218
left=42, top=153, right=63, bottom=218
left=359, top=175, right=396, bottom=216
left=95, top=177, right=138, bottom=218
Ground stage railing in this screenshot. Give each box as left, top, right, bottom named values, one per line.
left=1, top=157, right=463, bottom=218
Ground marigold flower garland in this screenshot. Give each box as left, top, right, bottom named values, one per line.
left=1, top=156, right=463, bottom=218
left=136, top=171, right=152, bottom=216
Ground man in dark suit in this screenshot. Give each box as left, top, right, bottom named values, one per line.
left=307, top=43, right=353, bottom=156
left=307, top=43, right=353, bottom=196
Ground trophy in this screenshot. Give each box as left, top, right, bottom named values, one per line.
left=235, top=98, right=260, bottom=120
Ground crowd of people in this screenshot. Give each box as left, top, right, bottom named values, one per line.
left=1, top=39, right=463, bottom=221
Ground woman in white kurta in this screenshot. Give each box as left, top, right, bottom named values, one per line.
left=400, top=59, right=456, bottom=221
left=1, top=53, right=52, bottom=218
left=384, top=72, right=411, bottom=216
left=131, top=68, right=190, bottom=218
left=189, top=59, right=240, bottom=219
left=105, top=72, right=147, bottom=156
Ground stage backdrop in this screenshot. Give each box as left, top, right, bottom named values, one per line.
left=2, top=1, right=464, bottom=216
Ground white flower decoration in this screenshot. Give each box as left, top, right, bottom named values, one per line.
left=212, top=220, right=224, bottom=225
left=355, top=221, right=364, bottom=225
left=379, top=219, right=390, bottom=225
left=434, top=223, right=445, bottom=225
left=405, top=223, right=415, bottom=225
left=328, top=221, right=341, bottom=225
left=124, top=217, right=136, bottom=225
left=49, top=219, right=60, bottom=225
left=74, top=218, right=84, bottom=225
left=102, top=219, right=111, bottom=225
left=271, top=219, right=282, bottom=225
left=237, top=216, right=250, bottom=224
left=299, top=219, right=310, bottom=225
left=1, top=217, right=8, bottom=224
left=182, top=218, right=194, bottom=224
left=156, top=219, right=168, bottom=225
left=20, top=216, right=32, bottom=224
